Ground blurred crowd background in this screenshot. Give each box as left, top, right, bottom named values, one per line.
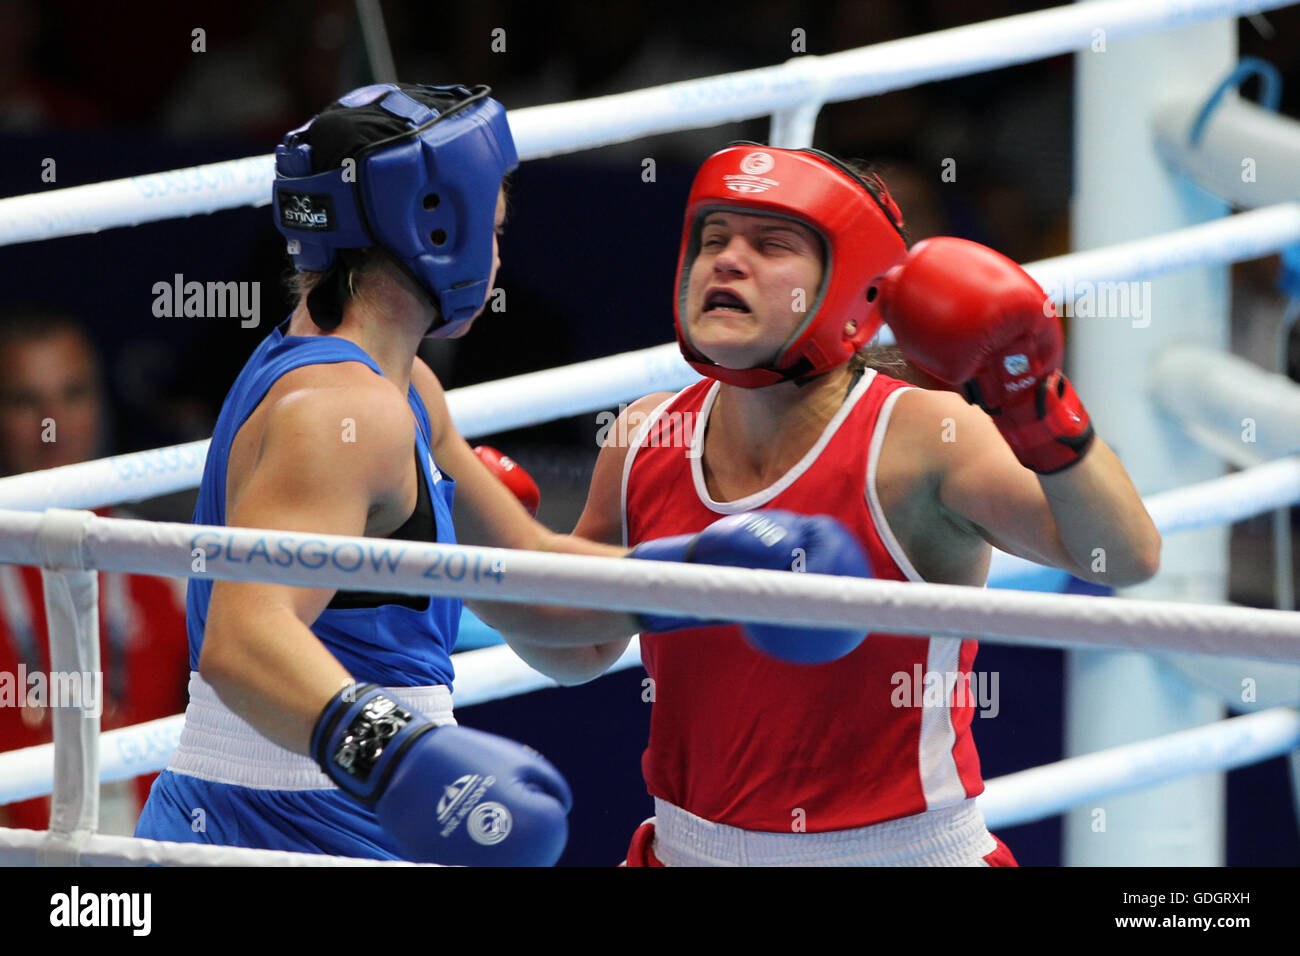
left=0, top=0, right=1297, bottom=864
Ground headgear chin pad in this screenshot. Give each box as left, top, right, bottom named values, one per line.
left=673, top=144, right=908, bottom=387
left=272, top=84, right=518, bottom=337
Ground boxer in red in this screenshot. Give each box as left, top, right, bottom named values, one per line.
left=555, top=143, right=1161, bottom=865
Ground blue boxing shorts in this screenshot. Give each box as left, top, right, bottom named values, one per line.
left=134, top=675, right=455, bottom=860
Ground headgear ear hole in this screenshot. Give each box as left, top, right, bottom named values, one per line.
left=430, top=229, right=447, bottom=246
left=423, top=193, right=440, bottom=210
left=866, top=286, right=878, bottom=302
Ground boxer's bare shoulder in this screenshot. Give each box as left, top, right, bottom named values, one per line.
left=574, top=391, right=676, bottom=545
left=225, top=360, right=417, bottom=538
left=874, top=386, right=993, bottom=585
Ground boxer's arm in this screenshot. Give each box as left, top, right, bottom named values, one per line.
left=505, top=392, right=675, bottom=681
left=896, top=388, right=1161, bottom=587
left=571, top=395, right=667, bottom=545
left=413, top=359, right=641, bottom=667
left=199, top=383, right=411, bottom=754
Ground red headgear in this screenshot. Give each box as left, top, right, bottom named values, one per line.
left=673, top=144, right=907, bottom=387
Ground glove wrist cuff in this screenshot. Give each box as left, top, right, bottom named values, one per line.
left=990, top=370, right=1095, bottom=474
left=628, top=535, right=712, bottom=633
left=312, top=683, right=435, bottom=803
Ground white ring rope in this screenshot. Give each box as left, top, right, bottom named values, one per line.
left=0, top=826, right=430, bottom=867
left=0, top=508, right=1296, bottom=660
left=0, top=641, right=646, bottom=805
left=1151, top=344, right=1300, bottom=461
left=0, top=0, right=1291, bottom=865
left=4, top=654, right=1296, bottom=836
left=980, top=707, right=1300, bottom=829
left=0, top=715, right=183, bottom=806
left=1025, top=203, right=1300, bottom=297
left=0, top=454, right=1295, bottom=600
left=1144, top=456, right=1300, bottom=535
left=1, top=195, right=1297, bottom=516
left=0, top=0, right=1288, bottom=247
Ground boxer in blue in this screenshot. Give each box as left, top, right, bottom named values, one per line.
left=135, top=83, right=870, bottom=865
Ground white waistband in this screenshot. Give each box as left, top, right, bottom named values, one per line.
left=167, top=672, right=456, bottom=790
left=652, top=798, right=997, bottom=866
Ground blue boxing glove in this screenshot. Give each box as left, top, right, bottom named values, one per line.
left=629, top=510, right=873, bottom=664
left=312, top=684, right=571, bottom=865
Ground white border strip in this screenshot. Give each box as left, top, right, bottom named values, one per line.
left=3, top=200, right=1299, bottom=515
left=981, top=706, right=1300, bottom=828
left=0, top=827, right=430, bottom=866
left=0, top=642, right=645, bottom=805
left=0, top=437, right=1293, bottom=603
left=0, top=508, right=1297, bottom=660
left=0, top=0, right=1289, bottom=246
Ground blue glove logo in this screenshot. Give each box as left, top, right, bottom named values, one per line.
left=436, top=772, right=497, bottom=838
left=737, top=513, right=789, bottom=547
left=468, top=802, right=513, bottom=846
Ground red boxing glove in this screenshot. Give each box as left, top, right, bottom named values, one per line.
left=474, top=445, right=541, bottom=516
left=877, top=237, right=1094, bottom=474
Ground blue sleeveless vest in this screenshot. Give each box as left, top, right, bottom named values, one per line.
left=186, top=319, right=460, bottom=687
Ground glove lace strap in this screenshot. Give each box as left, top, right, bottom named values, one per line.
left=312, top=683, right=435, bottom=803
left=982, top=371, right=1095, bottom=475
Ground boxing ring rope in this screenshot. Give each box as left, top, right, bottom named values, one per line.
left=0, top=503, right=1297, bottom=853
left=1, top=507, right=1297, bottom=657
left=0, top=500, right=1295, bottom=841
left=0, top=630, right=1295, bottom=830
left=0, top=446, right=1295, bottom=595
left=979, top=706, right=1300, bottom=828
left=1, top=201, right=1297, bottom=515
left=0, top=828, right=430, bottom=867
left=0, top=641, right=644, bottom=808
left=0, top=0, right=1295, bottom=865
left=7, top=695, right=1291, bottom=864
left=0, top=0, right=1288, bottom=246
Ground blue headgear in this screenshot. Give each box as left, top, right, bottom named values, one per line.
left=272, top=84, right=518, bottom=337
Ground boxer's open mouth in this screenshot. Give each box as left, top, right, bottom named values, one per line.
left=704, top=289, right=750, bottom=313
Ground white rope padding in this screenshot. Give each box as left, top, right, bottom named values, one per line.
left=0, top=716, right=182, bottom=805
left=980, top=707, right=1300, bottom=828
left=6, top=687, right=1296, bottom=848
left=0, top=508, right=1297, bottom=662
left=0, top=827, right=430, bottom=866
left=509, top=0, right=1296, bottom=157
left=0, top=426, right=1293, bottom=603
left=0, top=0, right=1288, bottom=248
left=0, top=642, right=639, bottom=806
left=0, top=641, right=646, bottom=805
left=1025, top=202, right=1300, bottom=298
left=1143, top=455, right=1300, bottom=535
left=1151, top=344, right=1300, bottom=461
left=0, top=196, right=1297, bottom=517
left=0, top=441, right=209, bottom=513
left=986, top=455, right=1300, bottom=589
left=0, top=0, right=1288, bottom=864
left=1154, top=93, right=1300, bottom=211
left=4, top=651, right=1296, bottom=847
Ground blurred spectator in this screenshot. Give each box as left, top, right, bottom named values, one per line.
left=0, top=310, right=188, bottom=836
left=159, top=0, right=364, bottom=141
left=0, top=0, right=100, bottom=131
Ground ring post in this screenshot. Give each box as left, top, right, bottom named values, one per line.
left=1066, top=6, right=1235, bottom=865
